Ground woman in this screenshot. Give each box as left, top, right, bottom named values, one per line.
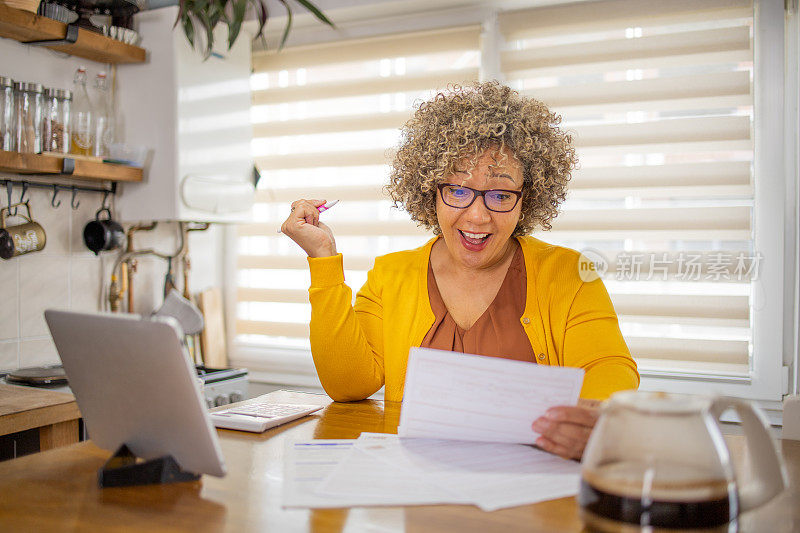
left=281, top=81, right=639, bottom=459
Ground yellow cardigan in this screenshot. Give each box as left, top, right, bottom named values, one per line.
left=308, top=236, right=639, bottom=402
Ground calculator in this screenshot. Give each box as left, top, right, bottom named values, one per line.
left=210, top=402, right=323, bottom=433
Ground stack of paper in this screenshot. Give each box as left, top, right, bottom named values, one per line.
left=283, top=348, right=587, bottom=511
left=283, top=433, right=581, bottom=511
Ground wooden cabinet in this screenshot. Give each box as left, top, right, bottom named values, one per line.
left=0, top=384, right=81, bottom=460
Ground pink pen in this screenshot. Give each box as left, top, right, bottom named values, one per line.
left=277, top=200, right=339, bottom=233
left=317, top=199, right=339, bottom=213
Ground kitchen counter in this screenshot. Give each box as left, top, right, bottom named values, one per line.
left=0, top=384, right=81, bottom=454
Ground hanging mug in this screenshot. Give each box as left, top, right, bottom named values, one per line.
left=0, top=202, right=47, bottom=260
left=83, top=207, right=125, bottom=255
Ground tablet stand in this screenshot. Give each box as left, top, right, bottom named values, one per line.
left=98, top=444, right=201, bottom=488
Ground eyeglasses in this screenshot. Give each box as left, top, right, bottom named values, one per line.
left=437, top=183, right=523, bottom=213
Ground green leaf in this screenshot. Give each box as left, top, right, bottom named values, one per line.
left=250, top=0, right=268, bottom=43
left=220, top=0, right=232, bottom=24
left=227, top=0, right=247, bottom=49
left=176, top=0, right=332, bottom=56
left=277, top=0, right=293, bottom=50
left=182, top=15, right=195, bottom=48
left=293, top=0, right=334, bottom=27
left=205, top=1, right=221, bottom=29
left=197, top=9, right=216, bottom=59
left=193, top=0, right=208, bottom=16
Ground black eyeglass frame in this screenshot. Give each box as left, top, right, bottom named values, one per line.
left=437, top=183, right=523, bottom=213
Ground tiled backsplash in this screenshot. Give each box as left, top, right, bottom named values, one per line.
left=0, top=183, right=225, bottom=371
left=0, top=185, right=109, bottom=369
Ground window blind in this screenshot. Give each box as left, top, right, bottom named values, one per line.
left=238, top=27, right=482, bottom=351
left=498, top=0, right=755, bottom=377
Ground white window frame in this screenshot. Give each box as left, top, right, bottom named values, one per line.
left=226, top=0, right=798, bottom=411
left=789, top=0, right=800, bottom=398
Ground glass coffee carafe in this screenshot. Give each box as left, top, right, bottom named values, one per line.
left=579, top=391, right=787, bottom=532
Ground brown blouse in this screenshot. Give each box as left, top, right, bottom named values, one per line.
left=420, top=245, right=537, bottom=363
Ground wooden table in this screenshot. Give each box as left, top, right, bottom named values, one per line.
left=0, top=383, right=81, bottom=452
left=0, top=391, right=797, bottom=532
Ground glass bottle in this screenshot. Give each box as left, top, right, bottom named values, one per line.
left=0, top=76, right=13, bottom=151
left=92, top=71, right=114, bottom=158
left=13, top=81, right=43, bottom=153
left=43, top=88, right=72, bottom=154
left=70, top=66, right=94, bottom=156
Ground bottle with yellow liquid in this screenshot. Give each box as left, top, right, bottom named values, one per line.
left=70, top=66, right=94, bottom=156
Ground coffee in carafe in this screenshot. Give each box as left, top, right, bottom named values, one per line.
left=579, top=392, right=786, bottom=533
left=580, top=461, right=737, bottom=532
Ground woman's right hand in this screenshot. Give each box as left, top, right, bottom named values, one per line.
left=280, top=199, right=338, bottom=258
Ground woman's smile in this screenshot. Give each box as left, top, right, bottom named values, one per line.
left=436, top=145, right=524, bottom=272
left=458, top=230, right=491, bottom=251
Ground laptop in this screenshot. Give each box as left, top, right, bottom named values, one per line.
left=44, top=309, right=226, bottom=478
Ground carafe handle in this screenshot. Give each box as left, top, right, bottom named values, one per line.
left=710, top=397, right=787, bottom=511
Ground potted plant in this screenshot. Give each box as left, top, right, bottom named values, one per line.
left=175, top=0, right=333, bottom=58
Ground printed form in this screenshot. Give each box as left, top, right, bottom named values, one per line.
left=283, top=439, right=470, bottom=508
left=398, top=347, right=585, bottom=443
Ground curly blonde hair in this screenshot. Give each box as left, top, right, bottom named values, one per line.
left=387, top=81, right=577, bottom=236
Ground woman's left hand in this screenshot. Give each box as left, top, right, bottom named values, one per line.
left=531, top=399, right=601, bottom=460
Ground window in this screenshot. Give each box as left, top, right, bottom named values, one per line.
left=232, top=0, right=791, bottom=404
left=497, top=0, right=788, bottom=403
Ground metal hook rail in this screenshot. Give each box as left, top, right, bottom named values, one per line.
left=0, top=179, right=116, bottom=211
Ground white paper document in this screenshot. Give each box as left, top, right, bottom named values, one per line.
left=286, top=433, right=581, bottom=511
left=353, top=433, right=580, bottom=511
left=283, top=440, right=362, bottom=508
left=313, top=437, right=472, bottom=506
left=283, top=439, right=468, bottom=508
left=398, top=348, right=584, bottom=444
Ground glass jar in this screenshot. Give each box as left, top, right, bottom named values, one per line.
left=14, top=81, right=44, bottom=154
left=43, top=88, right=72, bottom=154
left=0, top=76, right=13, bottom=151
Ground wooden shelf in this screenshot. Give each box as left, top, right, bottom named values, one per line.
left=0, top=151, right=143, bottom=182
left=0, top=4, right=145, bottom=64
